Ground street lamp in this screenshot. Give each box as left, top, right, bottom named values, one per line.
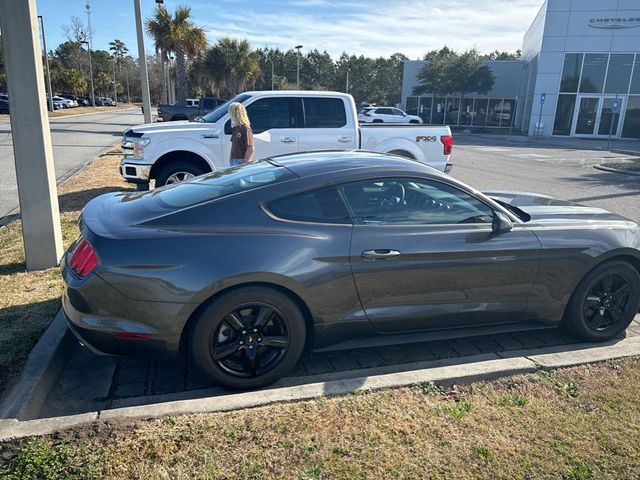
left=111, top=56, right=118, bottom=103
left=37, top=16, right=54, bottom=112
left=295, top=44, right=303, bottom=89
left=81, top=40, right=95, bottom=107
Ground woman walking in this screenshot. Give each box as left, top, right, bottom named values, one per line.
left=229, top=102, right=255, bottom=166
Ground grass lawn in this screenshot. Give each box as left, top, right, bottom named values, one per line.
left=1, top=358, right=640, bottom=479
left=0, top=151, right=133, bottom=399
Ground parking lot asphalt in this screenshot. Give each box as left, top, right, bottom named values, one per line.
left=0, top=108, right=142, bottom=219
left=31, top=135, right=640, bottom=420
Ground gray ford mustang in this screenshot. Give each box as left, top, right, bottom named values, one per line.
left=62, top=151, right=640, bottom=389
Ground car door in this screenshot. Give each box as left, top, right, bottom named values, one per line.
left=391, top=108, right=409, bottom=123
left=221, top=97, right=303, bottom=163
left=299, top=97, right=357, bottom=151
left=376, top=108, right=393, bottom=122
left=339, top=176, right=542, bottom=333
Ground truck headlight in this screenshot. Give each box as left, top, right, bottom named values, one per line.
left=132, top=138, right=150, bottom=159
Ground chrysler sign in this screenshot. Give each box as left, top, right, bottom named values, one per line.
left=589, top=17, right=640, bottom=29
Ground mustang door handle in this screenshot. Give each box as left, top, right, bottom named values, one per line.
left=338, top=136, right=353, bottom=143
left=361, top=249, right=401, bottom=260
left=201, top=134, right=219, bottom=139
left=281, top=137, right=296, bottom=143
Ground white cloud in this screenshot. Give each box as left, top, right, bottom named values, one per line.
left=198, top=0, right=542, bottom=58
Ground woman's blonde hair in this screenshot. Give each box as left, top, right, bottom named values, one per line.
left=229, top=102, right=250, bottom=127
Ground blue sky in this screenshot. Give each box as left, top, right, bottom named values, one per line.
left=35, top=0, right=542, bottom=58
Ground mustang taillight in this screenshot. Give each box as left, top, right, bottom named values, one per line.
left=68, top=239, right=99, bottom=278
left=441, top=135, right=453, bottom=155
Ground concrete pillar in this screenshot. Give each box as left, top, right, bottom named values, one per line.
left=0, top=0, right=63, bottom=270
left=134, top=0, right=152, bottom=124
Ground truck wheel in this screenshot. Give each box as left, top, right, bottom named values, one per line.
left=155, top=161, right=205, bottom=187
left=373, top=119, right=383, bottom=123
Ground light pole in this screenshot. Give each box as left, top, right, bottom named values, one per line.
left=81, top=40, right=95, bottom=107
left=134, top=0, right=152, bottom=123
left=271, top=59, right=275, bottom=90
left=111, top=56, right=118, bottom=103
left=295, top=44, right=303, bottom=89
left=37, top=15, right=54, bottom=112
left=345, top=68, right=350, bottom=93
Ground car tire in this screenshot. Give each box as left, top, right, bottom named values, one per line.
left=409, top=120, right=420, bottom=124
left=372, top=119, right=383, bottom=123
left=155, top=161, right=205, bottom=187
left=190, top=286, right=307, bottom=390
left=562, top=260, right=640, bottom=341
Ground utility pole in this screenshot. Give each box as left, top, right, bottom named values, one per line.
left=134, top=0, right=152, bottom=123
left=295, top=44, right=303, bottom=89
left=345, top=68, right=349, bottom=93
left=271, top=59, right=275, bottom=90
left=126, top=61, right=131, bottom=103
left=0, top=0, right=63, bottom=269
left=85, top=1, right=95, bottom=106
left=81, top=40, right=95, bottom=106
left=37, top=16, right=54, bottom=112
left=112, top=57, right=118, bottom=103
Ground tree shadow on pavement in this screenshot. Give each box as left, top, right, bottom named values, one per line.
left=559, top=170, right=640, bottom=203
left=57, top=186, right=131, bottom=213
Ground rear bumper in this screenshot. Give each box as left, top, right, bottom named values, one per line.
left=445, top=162, right=453, bottom=173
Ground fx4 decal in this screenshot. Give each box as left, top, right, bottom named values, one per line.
left=416, top=135, right=437, bottom=142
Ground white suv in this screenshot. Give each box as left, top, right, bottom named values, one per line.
left=359, top=106, right=422, bottom=124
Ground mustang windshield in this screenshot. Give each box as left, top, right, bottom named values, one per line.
left=200, top=94, right=252, bottom=123
left=151, top=160, right=295, bottom=209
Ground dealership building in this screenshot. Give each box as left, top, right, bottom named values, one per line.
left=400, top=0, right=640, bottom=139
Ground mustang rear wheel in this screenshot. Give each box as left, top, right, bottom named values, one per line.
left=190, top=287, right=306, bottom=389
left=563, top=261, right=640, bottom=341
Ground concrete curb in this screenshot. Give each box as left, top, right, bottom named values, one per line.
left=594, top=164, right=640, bottom=177
left=0, top=310, right=75, bottom=421
left=1, top=334, right=639, bottom=441
left=611, top=148, right=640, bottom=157
left=48, top=106, right=139, bottom=121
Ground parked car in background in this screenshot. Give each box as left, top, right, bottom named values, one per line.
left=0, top=99, right=9, bottom=114
left=96, top=97, right=117, bottom=106
left=121, top=91, right=453, bottom=188
left=52, top=96, right=75, bottom=108
left=186, top=98, right=199, bottom=107
left=359, top=106, right=422, bottom=124
left=63, top=151, right=640, bottom=389
left=157, top=96, right=226, bottom=122
left=60, top=94, right=80, bottom=107
left=77, top=96, right=92, bottom=106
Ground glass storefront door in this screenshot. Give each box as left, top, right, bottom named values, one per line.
left=597, top=97, right=624, bottom=136
left=573, top=97, right=600, bottom=135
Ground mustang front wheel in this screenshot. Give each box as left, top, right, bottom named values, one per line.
left=563, top=261, right=640, bottom=341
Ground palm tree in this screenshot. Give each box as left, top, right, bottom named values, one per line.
left=109, top=39, right=129, bottom=102
left=204, top=38, right=261, bottom=96
left=146, top=5, right=207, bottom=105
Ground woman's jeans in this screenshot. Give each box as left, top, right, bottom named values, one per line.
left=230, top=158, right=244, bottom=167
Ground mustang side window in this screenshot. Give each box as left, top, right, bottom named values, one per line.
left=338, top=177, right=494, bottom=225
left=267, top=186, right=351, bottom=224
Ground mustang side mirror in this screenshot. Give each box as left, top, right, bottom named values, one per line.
left=492, top=211, right=513, bottom=233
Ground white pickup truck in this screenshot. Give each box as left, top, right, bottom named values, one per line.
left=121, top=91, right=453, bottom=188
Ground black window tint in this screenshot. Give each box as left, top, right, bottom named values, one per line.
left=339, top=178, right=494, bottom=225
left=303, top=98, right=347, bottom=128
left=377, top=108, right=392, bottom=115
left=247, top=97, right=299, bottom=134
left=267, top=186, right=351, bottom=224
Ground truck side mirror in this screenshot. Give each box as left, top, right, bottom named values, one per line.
left=224, top=120, right=232, bottom=135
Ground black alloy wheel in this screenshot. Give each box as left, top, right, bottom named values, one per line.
left=190, top=286, right=306, bottom=389
left=212, top=303, right=289, bottom=378
left=563, top=261, right=640, bottom=341
left=582, top=274, right=633, bottom=331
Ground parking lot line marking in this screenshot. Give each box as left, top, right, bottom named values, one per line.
left=508, top=153, right=550, bottom=158
left=472, top=146, right=513, bottom=152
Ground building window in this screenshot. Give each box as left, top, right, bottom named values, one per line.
left=630, top=56, right=640, bottom=94
left=473, top=99, right=488, bottom=126
left=598, top=98, right=622, bottom=136
left=460, top=98, right=474, bottom=125
left=622, top=96, right=640, bottom=139
left=487, top=99, right=503, bottom=126
left=445, top=97, right=460, bottom=125
left=432, top=97, right=445, bottom=124
left=553, top=94, right=577, bottom=136
left=418, top=96, right=433, bottom=123
left=604, top=54, right=634, bottom=95
left=501, top=99, right=516, bottom=127
left=579, top=53, right=608, bottom=93
left=405, top=96, right=419, bottom=116
left=560, top=53, right=583, bottom=92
